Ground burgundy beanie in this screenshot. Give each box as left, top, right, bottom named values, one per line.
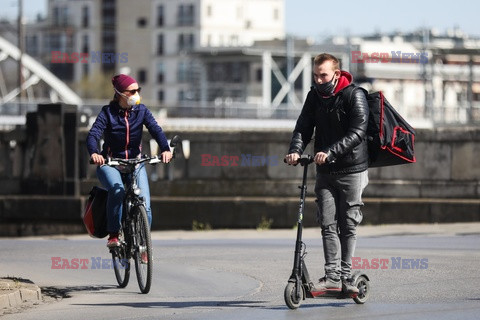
left=112, top=74, right=137, bottom=92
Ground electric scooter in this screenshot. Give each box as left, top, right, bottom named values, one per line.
left=283, top=155, right=370, bottom=309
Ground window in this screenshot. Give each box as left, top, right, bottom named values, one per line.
left=48, top=34, right=62, bottom=51
left=188, top=34, right=194, bottom=49
left=83, top=63, right=89, bottom=77
left=178, top=33, right=195, bottom=52
left=274, top=8, right=279, bottom=20
left=53, top=6, right=69, bottom=26
left=101, top=0, right=116, bottom=72
left=157, top=90, right=164, bottom=103
left=137, top=17, right=147, bottom=28
left=256, top=68, right=262, bottom=82
left=178, top=90, right=186, bottom=101
left=82, top=6, right=90, bottom=28
left=232, top=63, right=241, bottom=83
left=82, top=34, right=89, bottom=53
left=26, top=35, right=38, bottom=56
left=157, top=62, right=164, bottom=83
left=157, top=5, right=164, bottom=26
left=138, top=69, right=147, bottom=83
left=157, top=34, right=164, bottom=55
left=177, top=61, right=189, bottom=83
left=177, top=4, right=195, bottom=26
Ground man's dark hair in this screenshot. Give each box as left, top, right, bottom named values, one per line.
left=314, top=53, right=340, bottom=70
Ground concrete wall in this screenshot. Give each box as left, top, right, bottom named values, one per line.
left=1, top=122, right=480, bottom=236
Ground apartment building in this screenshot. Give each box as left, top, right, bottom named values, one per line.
left=25, top=0, right=285, bottom=107
left=336, top=29, right=480, bottom=124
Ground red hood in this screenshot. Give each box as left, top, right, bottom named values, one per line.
left=333, top=71, right=353, bottom=95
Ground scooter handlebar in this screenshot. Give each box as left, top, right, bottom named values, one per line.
left=284, top=154, right=315, bottom=166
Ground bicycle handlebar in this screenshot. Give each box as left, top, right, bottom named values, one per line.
left=89, top=135, right=181, bottom=166
left=89, top=155, right=164, bottom=166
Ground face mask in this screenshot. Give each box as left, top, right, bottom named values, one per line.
left=315, top=74, right=337, bottom=97
left=126, top=93, right=141, bottom=106
left=115, top=88, right=141, bottom=107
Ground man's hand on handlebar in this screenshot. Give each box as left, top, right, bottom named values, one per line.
left=285, top=152, right=331, bottom=166
left=314, top=152, right=329, bottom=165
left=285, top=153, right=300, bottom=165
left=90, top=153, right=105, bottom=165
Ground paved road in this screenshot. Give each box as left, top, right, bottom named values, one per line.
left=1, top=224, right=480, bottom=319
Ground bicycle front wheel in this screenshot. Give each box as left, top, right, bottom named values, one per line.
left=133, top=205, right=153, bottom=293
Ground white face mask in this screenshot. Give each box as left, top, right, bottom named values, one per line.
left=126, top=93, right=141, bottom=106
left=115, top=88, right=141, bottom=106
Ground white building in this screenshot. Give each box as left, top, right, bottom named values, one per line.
left=331, top=30, right=480, bottom=125
left=25, top=0, right=285, bottom=107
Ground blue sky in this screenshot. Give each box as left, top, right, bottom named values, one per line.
left=1, top=0, right=479, bottom=39
left=285, top=0, right=480, bottom=39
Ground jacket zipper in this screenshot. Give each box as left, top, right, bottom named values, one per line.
left=124, top=111, right=130, bottom=159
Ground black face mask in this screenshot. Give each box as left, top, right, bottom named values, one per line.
left=315, top=75, right=337, bottom=97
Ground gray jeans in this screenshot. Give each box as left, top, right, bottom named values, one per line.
left=315, top=169, right=369, bottom=280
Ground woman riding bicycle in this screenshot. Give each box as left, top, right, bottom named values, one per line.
left=87, top=74, right=172, bottom=248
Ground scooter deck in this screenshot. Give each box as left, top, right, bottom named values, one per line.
left=309, top=289, right=358, bottom=299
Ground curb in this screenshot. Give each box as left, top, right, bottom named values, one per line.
left=0, top=278, right=42, bottom=314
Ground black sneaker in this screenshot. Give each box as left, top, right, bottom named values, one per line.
left=342, top=278, right=359, bottom=294
left=311, top=276, right=341, bottom=294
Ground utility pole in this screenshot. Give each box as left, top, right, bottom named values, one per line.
left=18, top=0, right=25, bottom=102
left=467, top=55, right=474, bottom=124
left=422, top=28, right=432, bottom=121
left=286, top=35, right=294, bottom=109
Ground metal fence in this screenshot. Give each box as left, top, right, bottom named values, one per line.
left=1, top=99, right=480, bottom=132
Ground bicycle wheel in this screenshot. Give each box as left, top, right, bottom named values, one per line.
left=133, top=205, right=153, bottom=293
left=111, top=242, right=130, bottom=288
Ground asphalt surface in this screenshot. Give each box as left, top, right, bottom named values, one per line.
left=1, top=222, right=480, bottom=319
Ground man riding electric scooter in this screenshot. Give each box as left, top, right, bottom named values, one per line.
left=285, top=53, right=370, bottom=296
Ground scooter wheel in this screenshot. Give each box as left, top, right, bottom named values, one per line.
left=284, top=282, right=304, bottom=309
left=353, top=275, right=370, bottom=304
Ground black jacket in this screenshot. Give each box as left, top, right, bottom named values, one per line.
left=288, top=83, right=369, bottom=174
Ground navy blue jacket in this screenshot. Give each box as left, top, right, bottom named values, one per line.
left=86, top=102, right=170, bottom=159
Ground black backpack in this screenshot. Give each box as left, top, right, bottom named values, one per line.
left=344, top=85, right=416, bottom=167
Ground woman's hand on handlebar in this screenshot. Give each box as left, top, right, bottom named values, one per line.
left=90, top=153, right=105, bottom=165
left=161, top=151, right=173, bottom=163
left=285, top=153, right=300, bottom=165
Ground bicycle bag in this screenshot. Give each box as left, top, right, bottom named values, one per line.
left=82, top=186, right=108, bottom=238
left=344, top=86, right=416, bottom=167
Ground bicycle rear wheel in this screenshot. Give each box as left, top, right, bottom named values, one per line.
left=111, top=243, right=130, bottom=288
left=133, top=205, right=153, bottom=293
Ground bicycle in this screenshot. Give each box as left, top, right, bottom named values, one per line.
left=95, top=136, right=179, bottom=294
